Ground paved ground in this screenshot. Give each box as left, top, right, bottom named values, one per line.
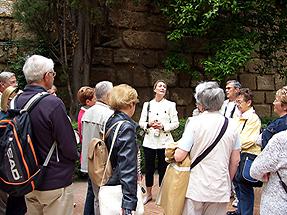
left=73, top=177, right=261, bottom=215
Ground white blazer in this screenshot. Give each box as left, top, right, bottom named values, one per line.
left=139, top=98, right=179, bottom=149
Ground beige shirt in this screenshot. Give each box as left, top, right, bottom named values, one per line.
left=178, top=112, right=240, bottom=202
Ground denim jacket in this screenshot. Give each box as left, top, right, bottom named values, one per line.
left=262, top=114, right=287, bottom=149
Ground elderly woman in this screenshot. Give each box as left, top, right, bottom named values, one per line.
left=250, top=130, right=287, bottom=215
left=139, top=80, right=179, bottom=204
left=227, top=88, right=261, bottom=215
left=174, top=81, right=240, bottom=215
left=103, top=84, right=140, bottom=215
left=260, top=86, right=287, bottom=148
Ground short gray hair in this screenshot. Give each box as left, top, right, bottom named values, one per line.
left=195, top=81, right=225, bottom=111
left=194, top=81, right=219, bottom=103
left=226, top=80, right=241, bottom=89
left=23, top=55, right=54, bottom=84
left=95, top=81, right=113, bottom=100
left=0, top=71, right=15, bottom=83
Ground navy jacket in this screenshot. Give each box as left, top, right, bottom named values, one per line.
left=15, top=85, right=78, bottom=190
left=262, top=114, right=287, bottom=149
left=105, top=111, right=138, bottom=211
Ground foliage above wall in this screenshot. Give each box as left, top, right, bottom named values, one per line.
left=156, top=0, right=287, bottom=81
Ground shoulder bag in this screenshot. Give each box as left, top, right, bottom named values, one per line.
left=98, top=121, right=144, bottom=215
left=156, top=117, right=228, bottom=215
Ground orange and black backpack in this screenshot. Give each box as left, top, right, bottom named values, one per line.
left=0, top=92, right=56, bottom=196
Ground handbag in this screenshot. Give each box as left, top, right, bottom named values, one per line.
left=97, top=121, right=144, bottom=215
left=156, top=117, right=229, bottom=215
left=138, top=102, right=150, bottom=137
left=99, top=184, right=144, bottom=215
left=237, top=152, right=263, bottom=187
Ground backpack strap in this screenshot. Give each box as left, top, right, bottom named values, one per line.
left=100, top=120, right=125, bottom=186
left=10, top=92, right=50, bottom=112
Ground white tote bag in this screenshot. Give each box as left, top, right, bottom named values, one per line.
left=98, top=184, right=144, bottom=215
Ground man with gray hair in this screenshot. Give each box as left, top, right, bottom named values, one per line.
left=220, top=80, right=241, bottom=118
left=15, top=55, right=78, bottom=214
left=0, top=71, right=17, bottom=92
left=0, top=71, right=17, bottom=102
left=81, top=81, right=114, bottom=215
left=174, top=81, right=240, bottom=215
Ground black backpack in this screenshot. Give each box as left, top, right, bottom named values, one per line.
left=0, top=92, right=56, bottom=196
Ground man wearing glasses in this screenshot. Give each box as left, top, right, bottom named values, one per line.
left=14, top=55, right=78, bottom=215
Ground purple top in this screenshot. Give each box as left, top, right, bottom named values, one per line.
left=15, top=85, right=78, bottom=190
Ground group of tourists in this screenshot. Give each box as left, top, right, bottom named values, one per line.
left=0, top=54, right=286, bottom=215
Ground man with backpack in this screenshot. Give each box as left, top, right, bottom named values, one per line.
left=81, top=81, right=114, bottom=215
left=0, top=72, right=27, bottom=215
left=15, top=55, right=78, bottom=214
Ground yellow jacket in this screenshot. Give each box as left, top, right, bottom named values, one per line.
left=234, top=107, right=261, bottom=155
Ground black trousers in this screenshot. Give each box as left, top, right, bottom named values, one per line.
left=143, top=147, right=168, bottom=187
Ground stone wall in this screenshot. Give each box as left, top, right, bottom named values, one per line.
left=1, top=0, right=285, bottom=120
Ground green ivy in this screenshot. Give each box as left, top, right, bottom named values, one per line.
left=203, top=38, right=254, bottom=81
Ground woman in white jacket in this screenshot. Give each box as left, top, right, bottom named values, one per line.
left=139, top=80, right=179, bottom=204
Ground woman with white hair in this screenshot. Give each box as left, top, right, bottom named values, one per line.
left=174, top=81, right=240, bottom=215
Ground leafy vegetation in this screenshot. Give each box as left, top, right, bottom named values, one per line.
left=156, top=0, right=287, bottom=81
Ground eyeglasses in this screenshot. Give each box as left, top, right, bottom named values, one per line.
left=47, top=71, right=56, bottom=78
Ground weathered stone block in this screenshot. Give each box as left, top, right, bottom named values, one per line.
left=0, top=47, right=6, bottom=63
left=109, top=10, right=147, bottom=29
left=170, top=88, right=194, bottom=106
left=123, top=30, right=166, bottom=49
left=149, top=69, right=177, bottom=87
left=253, top=91, right=265, bottom=104
left=90, top=67, right=116, bottom=84
left=257, top=75, right=274, bottom=90
left=132, top=66, right=150, bottom=87
left=265, top=91, right=276, bottom=104
left=141, top=50, right=158, bottom=68
left=115, top=66, right=134, bottom=85
left=245, top=58, right=265, bottom=74
left=0, top=0, right=14, bottom=18
left=275, top=74, right=286, bottom=90
left=92, top=48, right=113, bottom=66
left=114, top=49, right=140, bottom=64
left=102, top=39, right=123, bottom=48
left=0, top=19, right=12, bottom=40
left=178, top=72, right=191, bottom=88
left=239, top=74, right=257, bottom=90
left=125, top=0, right=160, bottom=13
left=147, top=15, right=168, bottom=32
left=12, top=22, right=35, bottom=40
left=254, top=104, right=271, bottom=118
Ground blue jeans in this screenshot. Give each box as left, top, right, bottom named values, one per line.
left=83, top=178, right=95, bottom=215
left=234, top=171, right=254, bottom=215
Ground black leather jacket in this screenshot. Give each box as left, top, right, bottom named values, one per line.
left=105, top=111, right=138, bottom=211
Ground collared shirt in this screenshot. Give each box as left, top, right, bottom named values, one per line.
left=234, top=107, right=261, bottom=155
left=220, top=99, right=240, bottom=118
left=178, top=111, right=240, bottom=202
left=15, top=85, right=78, bottom=190
left=81, top=102, right=114, bottom=172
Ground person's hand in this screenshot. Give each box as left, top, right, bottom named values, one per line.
left=137, top=173, right=143, bottom=182
left=262, top=173, right=270, bottom=182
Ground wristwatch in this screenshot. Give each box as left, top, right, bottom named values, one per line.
left=123, top=208, right=132, bottom=215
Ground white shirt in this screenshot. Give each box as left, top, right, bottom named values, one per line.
left=178, top=112, right=240, bottom=202
left=220, top=99, right=240, bottom=118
